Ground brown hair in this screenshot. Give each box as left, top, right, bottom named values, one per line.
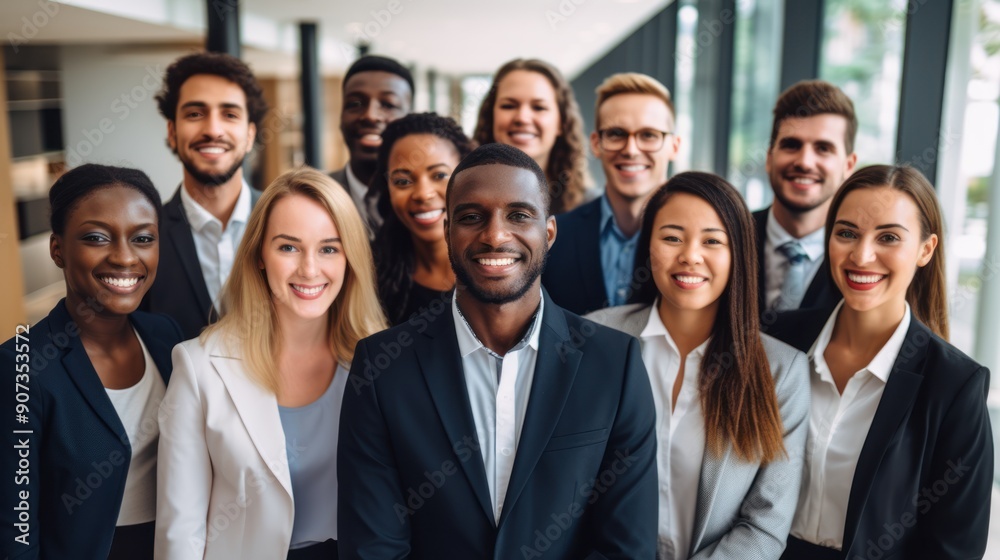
left=633, top=172, right=786, bottom=463
left=824, top=164, right=948, bottom=339
left=204, top=167, right=388, bottom=394
left=594, top=72, right=675, bottom=130
left=770, top=80, right=857, bottom=155
left=473, top=59, right=591, bottom=214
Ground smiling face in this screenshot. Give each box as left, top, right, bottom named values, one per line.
left=650, top=192, right=731, bottom=318
left=446, top=164, right=556, bottom=305
left=388, top=134, right=460, bottom=245
left=260, top=194, right=347, bottom=326
left=766, top=114, right=856, bottom=218
left=167, top=74, right=256, bottom=187
left=340, top=71, right=412, bottom=164
left=51, top=185, right=159, bottom=318
left=591, top=93, right=679, bottom=203
left=828, top=186, right=937, bottom=318
left=491, top=70, right=562, bottom=170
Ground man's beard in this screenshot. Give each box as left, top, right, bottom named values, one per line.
left=180, top=153, right=246, bottom=187
left=450, top=247, right=548, bottom=305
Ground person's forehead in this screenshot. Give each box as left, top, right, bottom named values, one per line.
left=344, top=71, right=411, bottom=96
left=598, top=93, right=672, bottom=127
left=179, top=74, right=247, bottom=106
left=776, top=113, right=848, bottom=143
left=450, top=164, right=543, bottom=206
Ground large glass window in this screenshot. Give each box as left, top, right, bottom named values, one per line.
left=727, top=0, right=784, bottom=209
left=820, top=0, right=907, bottom=166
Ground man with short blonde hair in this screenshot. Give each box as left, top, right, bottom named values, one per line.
left=543, top=72, right=681, bottom=315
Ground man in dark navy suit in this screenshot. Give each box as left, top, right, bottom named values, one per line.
left=142, top=52, right=268, bottom=339
left=756, top=80, right=857, bottom=324
left=542, top=73, right=680, bottom=315
left=329, top=55, right=414, bottom=235
left=338, top=143, right=658, bottom=559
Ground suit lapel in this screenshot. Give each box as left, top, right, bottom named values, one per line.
left=416, top=311, right=495, bottom=524
left=499, top=293, right=582, bottom=527
left=690, top=446, right=735, bottom=554
left=577, top=199, right=607, bottom=308
left=133, top=317, right=174, bottom=385
left=841, top=321, right=927, bottom=552
left=52, top=303, right=129, bottom=447
left=754, top=208, right=768, bottom=315
left=164, top=191, right=215, bottom=319
left=211, top=350, right=293, bottom=501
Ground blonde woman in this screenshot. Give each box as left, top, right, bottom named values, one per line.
left=155, top=168, right=387, bottom=560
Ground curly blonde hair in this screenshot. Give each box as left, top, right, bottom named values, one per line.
left=473, top=59, right=592, bottom=214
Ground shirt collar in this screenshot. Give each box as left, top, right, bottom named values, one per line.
left=767, top=206, right=825, bottom=262
left=179, top=179, right=252, bottom=232
left=809, top=300, right=912, bottom=383
left=599, top=193, right=638, bottom=242
left=344, top=164, right=367, bottom=195
left=452, top=291, right=544, bottom=359
left=639, top=299, right=710, bottom=359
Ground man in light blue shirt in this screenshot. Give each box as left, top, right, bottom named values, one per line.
left=543, top=72, right=681, bottom=315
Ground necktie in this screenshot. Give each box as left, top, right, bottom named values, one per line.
left=774, top=241, right=809, bottom=311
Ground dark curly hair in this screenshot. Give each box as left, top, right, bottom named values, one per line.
left=372, top=113, right=473, bottom=324
left=473, top=58, right=592, bottom=214
left=155, top=52, right=269, bottom=145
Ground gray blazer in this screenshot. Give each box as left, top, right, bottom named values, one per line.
left=585, top=303, right=809, bottom=560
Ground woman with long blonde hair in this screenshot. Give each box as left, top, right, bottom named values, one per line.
left=156, top=168, right=387, bottom=560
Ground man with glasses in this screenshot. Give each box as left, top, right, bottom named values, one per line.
left=331, top=55, right=414, bottom=235
left=542, top=73, right=681, bottom=315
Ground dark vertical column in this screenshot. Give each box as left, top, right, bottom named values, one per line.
left=206, top=0, right=241, bottom=57
left=300, top=22, right=323, bottom=168
left=896, top=0, right=954, bottom=182
left=712, top=0, right=737, bottom=176
left=779, top=0, right=825, bottom=91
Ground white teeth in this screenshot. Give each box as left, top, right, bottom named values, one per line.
left=478, top=258, right=516, bottom=266
left=413, top=209, right=444, bottom=220
left=101, top=276, right=139, bottom=288
left=510, top=132, right=537, bottom=139
left=292, top=284, right=325, bottom=295
left=847, top=272, right=885, bottom=284
left=198, top=147, right=225, bottom=154
left=619, top=165, right=647, bottom=172
left=674, top=275, right=705, bottom=284
left=790, top=177, right=817, bottom=184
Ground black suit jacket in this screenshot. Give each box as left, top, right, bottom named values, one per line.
left=1, top=300, right=183, bottom=559
left=771, top=310, right=993, bottom=560
left=754, top=207, right=840, bottom=331
left=331, top=165, right=381, bottom=238
left=542, top=198, right=612, bottom=315
left=140, top=186, right=261, bottom=340
left=338, top=290, right=658, bottom=559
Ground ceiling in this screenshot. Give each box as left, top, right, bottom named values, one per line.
left=0, top=0, right=673, bottom=77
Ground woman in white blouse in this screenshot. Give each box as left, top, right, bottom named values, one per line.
left=769, top=165, right=992, bottom=560
left=155, top=168, right=387, bottom=560
left=588, top=171, right=810, bottom=559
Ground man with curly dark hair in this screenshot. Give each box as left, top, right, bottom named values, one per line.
left=141, top=51, right=269, bottom=339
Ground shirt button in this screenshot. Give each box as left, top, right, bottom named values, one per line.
left=501, top=448, right=512, bottom=456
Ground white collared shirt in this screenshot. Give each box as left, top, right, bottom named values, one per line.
left=452, top=292, right=543, bottom=522
left=639, top=303, right=707, bottom=560
left=179, top=180, right=252, bottom=311
left=790, top=300, right=912, bottom=550
left=764, top=207, right=825, bottom=309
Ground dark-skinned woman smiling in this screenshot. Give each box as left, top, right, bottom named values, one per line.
left=1, top=164, right=183, bottom=560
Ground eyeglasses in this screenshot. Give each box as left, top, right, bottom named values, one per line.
left=597, top=128, right=673, bottom=152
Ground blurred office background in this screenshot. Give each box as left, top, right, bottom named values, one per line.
left=0, top=0, right=998, bottom=549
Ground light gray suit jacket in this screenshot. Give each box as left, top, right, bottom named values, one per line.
left=585, top=303, right=810, bottom=560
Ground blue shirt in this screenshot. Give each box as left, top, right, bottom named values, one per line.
left=278, top=363, right=349, bottom=549
left=599, top=194, right=640, bottom=307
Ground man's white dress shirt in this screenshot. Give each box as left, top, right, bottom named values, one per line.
left=764, top=207, right=825, bottom=309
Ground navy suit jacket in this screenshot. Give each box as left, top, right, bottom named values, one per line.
left=542, top=198, right=613, bottom=315
left=140, top=186, right=261, bottom=340
left=753, top=208, right=840, bottom=331
left=338, top=290, right=658, bottom=559
left=1, top=300, right=183, bottom=560
left=771, top=310, right=993, bottom=560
